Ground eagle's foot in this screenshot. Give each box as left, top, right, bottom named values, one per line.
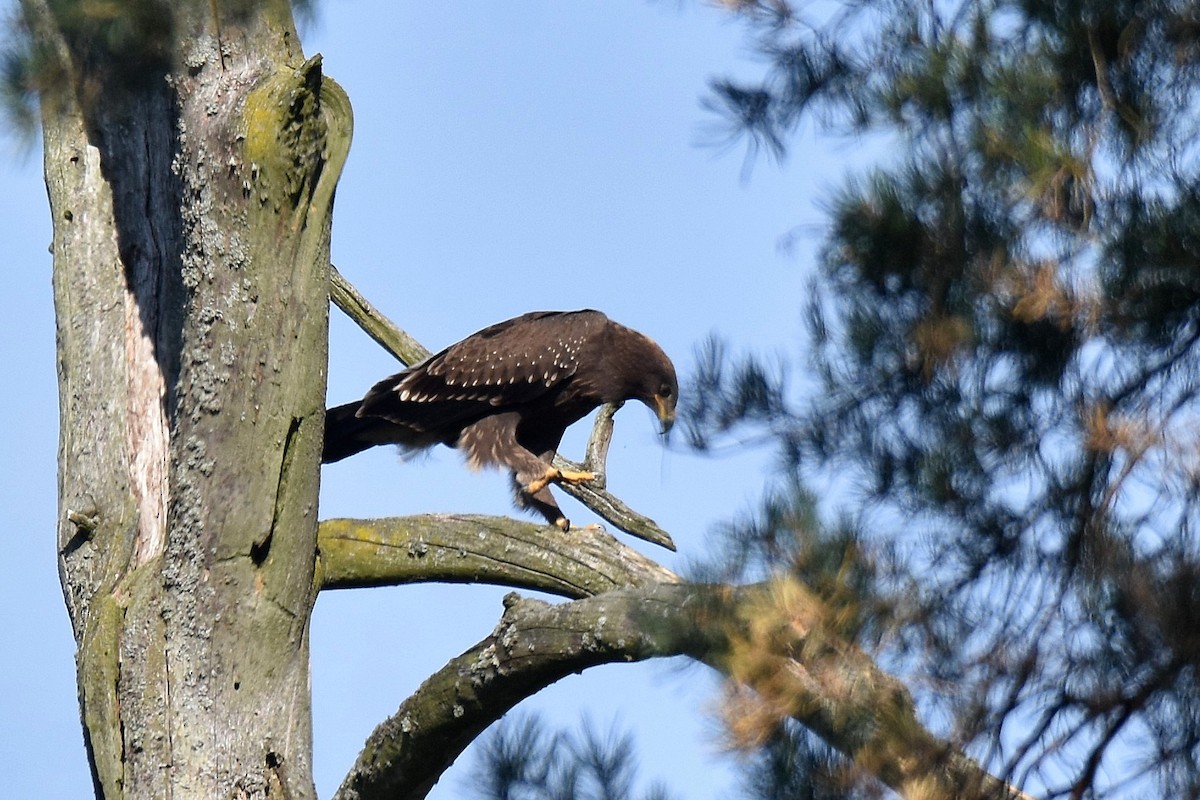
left=551, top=518, right=603, bottom=533
left=527, top=467, right=595, bottom=494
left=557, top=468, right=595, bottom=485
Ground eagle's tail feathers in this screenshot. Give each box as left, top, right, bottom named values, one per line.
left=322, top=401, right=424, bottom=463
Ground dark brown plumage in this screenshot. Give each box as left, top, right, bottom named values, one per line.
left=323, top=310, right=678, bottom=529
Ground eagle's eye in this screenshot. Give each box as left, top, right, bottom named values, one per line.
left=659, top=383, right=673, bottom=398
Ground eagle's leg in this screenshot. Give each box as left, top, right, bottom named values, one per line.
left=462, top=415, right=592, bottom=530
left=524, top=466, right=556, bottom=495
left=510, top=474, right=572, bottom=530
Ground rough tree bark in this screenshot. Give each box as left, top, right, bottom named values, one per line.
left=31, top=1, right=350, bottom=797
left=28, top=3, right=1032, bottom=799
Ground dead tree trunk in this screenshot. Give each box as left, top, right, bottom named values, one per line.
left=28, top=1, right=351, bottom=796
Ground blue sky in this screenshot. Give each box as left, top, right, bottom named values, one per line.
left=0, top=3, right=868, bottom=796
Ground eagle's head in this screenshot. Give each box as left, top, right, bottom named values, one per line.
left=645, top=365, right=677, bottom=435
left=625, top=335, right=678, bottom=435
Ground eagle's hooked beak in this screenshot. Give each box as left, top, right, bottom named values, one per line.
left=653, top=394, right=676, bottom=436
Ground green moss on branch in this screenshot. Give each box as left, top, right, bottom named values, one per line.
left=317, top=514, right=679, bottom=597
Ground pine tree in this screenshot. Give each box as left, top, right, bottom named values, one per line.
left=691, top=2, right=1200, bottom=797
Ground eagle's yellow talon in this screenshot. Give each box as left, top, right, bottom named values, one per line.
left=527, top=467, right=595, bottom=494
left=557, top=469, right=595, bottom=485
left=552, top=519, right=602, bottom=533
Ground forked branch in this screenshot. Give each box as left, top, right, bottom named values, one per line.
left=553, top=402, right=676, bottom=550
left=330, top=264, right=430, bottom=365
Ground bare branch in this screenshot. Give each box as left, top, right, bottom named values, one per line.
left=553, top=402, right=677, bottom=551
left=553, top=469, right=678, bottom=551
left=329, top=263, right=431, bottom=366
left=317, top=514, right=679, bottom=597
left=333, top=581, right=1035, bottom=800
left=332, top=585, right=703, bottom=800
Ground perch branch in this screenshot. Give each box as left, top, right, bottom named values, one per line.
left=328, top=266, right=675, bottom=549
left=553, top=402, right=676, bottom=551
left=333, top=581, right=1034, bottom=800
left=316, top=514, right=679, bottom=597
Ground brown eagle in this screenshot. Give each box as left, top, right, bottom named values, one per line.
left=323, top=310, right=678, bottom=530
